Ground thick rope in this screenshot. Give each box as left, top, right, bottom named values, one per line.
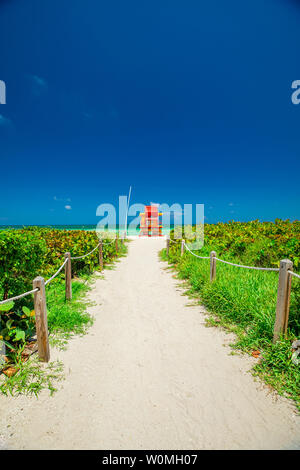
left=0, top=237, right=125, bottom=306
left=44, top=258, right=68, bottom=286
left=101, top=238, right=119, bottom=244
left=0, top=258, right=69, bottom=304
left=214, top=257, right=279, bottom=272
left=71, top=243, right=101, bottom=260
left=288, top=270, right=300, bottom=280
left=180, top=239, right=279, bottom=270
left=0, top=288, right=39, bottom=306
left=183, top=242, right=210, bottom=259
left=71, top=236, right=121, bottom=260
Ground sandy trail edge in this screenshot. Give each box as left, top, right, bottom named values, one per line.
left=0, top=238, right=299, bottom=450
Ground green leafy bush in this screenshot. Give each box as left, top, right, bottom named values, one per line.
left=0, top=227, right=125, bottom=353
left=0, top=302, right=35, bottom=348
left=0, top=229, right=47, bottom=301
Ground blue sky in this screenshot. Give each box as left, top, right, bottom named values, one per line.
left=0, top=0, right=299, bottom=225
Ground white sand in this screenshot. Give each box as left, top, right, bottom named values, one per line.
left=0, top=238, right=299, bottom=450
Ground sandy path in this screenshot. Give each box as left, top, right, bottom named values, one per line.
left=0, top=238, right=299, bottom=450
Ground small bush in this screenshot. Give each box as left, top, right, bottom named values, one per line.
left=0, top=229, right=47, bottom=300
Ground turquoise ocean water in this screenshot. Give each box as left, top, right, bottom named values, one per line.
left=0, top=225, right=172, bottom=235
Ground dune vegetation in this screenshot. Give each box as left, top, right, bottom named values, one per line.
left=0, top=227, right=127, bottom=394
left=162, top=220, right=300, bottom=409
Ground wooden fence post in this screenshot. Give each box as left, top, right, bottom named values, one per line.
left=166, top=238, right=170, bottom=257
left=64, top=252, right=72, bottom=300
left=115, top=236, right=119, bottom=254
left=210, top=251, right=217, bottom=281
left=99, top=240, right=103, bottom=270
left=181, top=239, right=185, bottom=256
left=273, top=259, right=293, bottom=343
left=33, top=276, right=50, bottom=362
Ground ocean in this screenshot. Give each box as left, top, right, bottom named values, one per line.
left=0, top=225, right=173, bottom=235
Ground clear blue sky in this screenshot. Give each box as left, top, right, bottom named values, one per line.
left=0, top=0, right=299, bottom=225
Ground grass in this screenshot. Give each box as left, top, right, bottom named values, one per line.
left=0, top=357, right=64, bottom=397
left=47, top=277, right=94, bottom=348
left=161, top=243, right=300, bottom=410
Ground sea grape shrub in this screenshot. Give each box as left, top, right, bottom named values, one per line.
left=0, top=302, right=35, bottom=353
left=0, top=228, right=122, bottom=301
left=28, top=228, right=120, bottom=277
left=0, top=229, right=47, bottom=301
left=102, top=240, right=118, bottom=262
left=0, top=228, right=124, bottom=355
left=40, top=228, right=101, bottom=276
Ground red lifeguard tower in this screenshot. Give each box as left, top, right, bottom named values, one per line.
left=139, top=205, right=163, bottom=237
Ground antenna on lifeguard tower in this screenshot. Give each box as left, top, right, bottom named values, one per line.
left=124, top=185, right=132, bottom=237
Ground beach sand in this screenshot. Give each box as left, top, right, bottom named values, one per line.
left=0, top=237, right=299, bottom=450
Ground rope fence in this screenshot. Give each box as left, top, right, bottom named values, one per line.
left=214, top=256, right=279, bottom=272
left=44, top=258, right=68, bottom=286
left=183, top=242, right=210, bottom=260
left=70, top=243, right=100, bottom=260
left=0, top=235, right=125, bottom=362
left=166, top=237, right=299, bottom=344
left=0, top=288, right=39, bottom=306
left=288, top=270, right=300, bottom=280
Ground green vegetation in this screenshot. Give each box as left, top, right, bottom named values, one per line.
left=0, top=227, right=121, bottom=300
left=47, top=278, right=93, bottom=346
left=0, top=229, right=47, bottom=302
left=0, top=227, right=127, bottom=395
left=0, top=356, right=64, bottom=397
left=162, top=220, right=300, bottom=409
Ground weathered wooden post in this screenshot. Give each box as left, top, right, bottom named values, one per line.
left=64, top=252, right=72, bottom=300
left=33, top=276, right=50, bottom=362
left=181, top=239, right=185, bottom=256
left=210, top=251, right=217, bottom=281
left=115, top=236, right=119, bottom=254
left=166, top=238, right=170, bottom=257
left=273, top=259, right=293, bottom=343
left=99, top=240, right=103, bottom=270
